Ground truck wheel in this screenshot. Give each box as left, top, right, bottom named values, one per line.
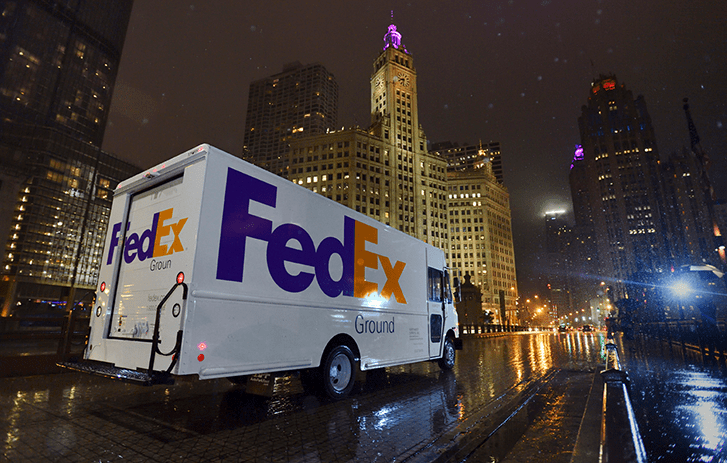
left=321, top=345, right=356, bottom=399
left=438, top=337, right=456, bottom=370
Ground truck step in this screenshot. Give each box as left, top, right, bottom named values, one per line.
left=57, top=359, right=174, bottom=386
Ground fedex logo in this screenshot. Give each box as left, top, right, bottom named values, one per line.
left=106, top=208, right=188, bottom=265
left=216, top=168, right=407, bottom=303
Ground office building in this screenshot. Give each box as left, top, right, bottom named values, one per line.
left=544, top=210, right=573, bottom=318
left=243, top=62, right=339, bottom=177
left=289, top=21, right=518, bottom=318
left=289, top=22, right=449, bottom=250
left=0, top=0, right=132, bottom=145
left=447, top=168, right=517, bottom=324
left=432, top=141, right=504, bottom=184
left=660, top=99, right=724, bottom=269
left=661, top=147, right=720, bottom=267
left=571, top=75, right=668, bottom=298
left=0, top=0, right=136, bottom=315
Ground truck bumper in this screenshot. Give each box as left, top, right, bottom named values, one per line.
left=57, top=359, right=174, bottom=386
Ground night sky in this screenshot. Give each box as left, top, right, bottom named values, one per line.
left=102, top=0, right=727, bottom=295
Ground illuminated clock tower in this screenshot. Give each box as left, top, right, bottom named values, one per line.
left=368, top=20, right=448, bottom=250
left=370, top=22, right=421, bottom=154
left=287, top=19, right=448, bottom=252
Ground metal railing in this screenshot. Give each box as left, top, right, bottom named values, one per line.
left=632, top=320, right=727, bottom=358
left=459, top=323, right=553, bottom=335
left=599, top=338, right=648, bottom=463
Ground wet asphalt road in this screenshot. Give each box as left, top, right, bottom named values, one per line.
left=2, top=332, right=607, bottom=462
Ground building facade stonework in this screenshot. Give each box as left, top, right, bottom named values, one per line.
left=257, top=21, right=518, bottom=320
left=447, top=168, right=517, bottom=323
left=288, top=23, right=449, bottom=249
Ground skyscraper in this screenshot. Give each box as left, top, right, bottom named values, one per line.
left=0, top=0, right=132, bottom=146
left=0, top=0, right=137, bottom=315
left=289, top=21, right=449, bottom=249
left=447, top=168, right=516, bottom=323
left=242, top=62, right=339, bottom=177
left=572, top=75, right=668, bottom=297
left=544, top=210, right=573, bottom=318
left=287, top=20, right=518, bottom=318
left=432, top=141, right=504, bottom=184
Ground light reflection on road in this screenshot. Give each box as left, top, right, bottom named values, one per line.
left=619, top=336, right=727, bottom=461
left=1, top=332, right=607, bottom=462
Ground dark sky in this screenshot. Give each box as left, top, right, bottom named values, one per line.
left=102, top=0, right=727, bottom=296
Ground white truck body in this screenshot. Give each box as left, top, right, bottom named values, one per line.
left=73, top=144, right=460, bottom=397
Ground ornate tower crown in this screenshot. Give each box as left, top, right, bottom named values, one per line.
left=382, top=11, right=408, bottom=53
left=383, top=24, right=402, bottom=50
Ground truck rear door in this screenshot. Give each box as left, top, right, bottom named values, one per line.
left=105, top=173, right=198, bottom=372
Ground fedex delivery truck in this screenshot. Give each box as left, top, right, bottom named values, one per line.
left=61, top=144, right=461, bottom=399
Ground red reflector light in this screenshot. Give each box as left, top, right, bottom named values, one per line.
left=198, top=342, right=207, bottom=351
left=197, top=354, right=204, bottom=362
left=177, top=272, right=184, bottom=284
left=100, top=281, right=106, bottom=292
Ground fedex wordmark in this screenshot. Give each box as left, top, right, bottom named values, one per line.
left=216, top=168, right=407, bottom=303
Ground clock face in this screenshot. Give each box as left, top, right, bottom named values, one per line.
left=398, top=73, right=410, bottom=87
left=375, top=76, right=384, bottom=88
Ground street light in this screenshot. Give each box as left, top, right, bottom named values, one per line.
left=670, top=281, right=692, bottom=298
left=670, top=280, right=693, bottom=319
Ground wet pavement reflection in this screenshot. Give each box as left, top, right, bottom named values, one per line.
left=618, top=336, right=727, bottom=462
left=1, top=332, right=606, bottom=462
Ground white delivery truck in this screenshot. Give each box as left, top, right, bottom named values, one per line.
left=62, top=144, right=461, bottom=399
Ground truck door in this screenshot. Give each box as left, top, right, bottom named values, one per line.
left=107, top=176, right=193, bottom=372
left=427, top=267, right=445, bottom=358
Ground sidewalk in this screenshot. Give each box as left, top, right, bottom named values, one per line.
left=405, top=367, right=604, bottom=463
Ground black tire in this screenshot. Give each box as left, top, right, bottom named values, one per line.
left=438, top=337, right=456, bottom=370
left=321, top=345, right=356, bottom=399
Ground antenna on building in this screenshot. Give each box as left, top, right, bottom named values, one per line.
left=683, top=98, right=712, bottom=197
left=683, top=98, right=702, bottom=155
left=683, top=98, right=724, bottom=263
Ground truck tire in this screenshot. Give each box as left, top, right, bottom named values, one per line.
left=321, top=345, right=356, bottom=399
left=438, top=337, right=456, bottom=370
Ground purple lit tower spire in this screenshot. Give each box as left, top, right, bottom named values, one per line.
left=570, top=144, right=584, bottom=170
left=383, top=11, right=407, bottom=52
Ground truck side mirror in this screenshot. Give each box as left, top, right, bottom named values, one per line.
left=453, top=277, right=461, bottom=303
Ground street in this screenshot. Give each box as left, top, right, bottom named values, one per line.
left=3, top=332, right=613, bottom=462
